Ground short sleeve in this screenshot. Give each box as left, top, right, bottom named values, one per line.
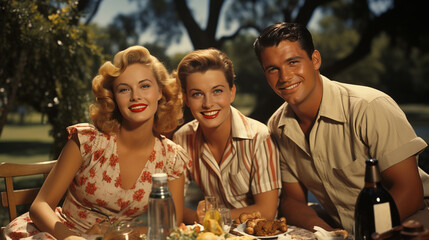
left=67, top=123, right=97, bottom=156
left=66, top=123, right=112, bottom=166
left=161, top=137, right=191, bottom=181
left=359, top=97, right=427, bottom=171
left=279, top=155, right=298, bottom=183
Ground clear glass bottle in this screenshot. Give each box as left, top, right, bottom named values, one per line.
left=147, top=173, right=176, bottom=240
left=354, top=158, right=400, bottom=240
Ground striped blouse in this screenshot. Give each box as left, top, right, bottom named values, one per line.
left=173, top=106, right=281, bottom=209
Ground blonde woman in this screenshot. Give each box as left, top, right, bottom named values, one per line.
left=4, top=46, right=190, bottom=240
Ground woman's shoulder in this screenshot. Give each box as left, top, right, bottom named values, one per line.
left=67, top=123, right=114, bottom=143
left=231, top=107, right=271, bottom=137
left=158, top=135, right=191, bottom=164
left=158, top=135, right=186, bottom=151
left=67, top=123, right=96, bottom=133
left=173, top=120, right=199, bottom=137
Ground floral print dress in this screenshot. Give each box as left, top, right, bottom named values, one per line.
left=4, top=123, right=190, bottom=240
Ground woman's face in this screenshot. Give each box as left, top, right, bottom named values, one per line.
left=113, top=63, right=162, bottom=128
left=184, top=69, right=236, bottom=130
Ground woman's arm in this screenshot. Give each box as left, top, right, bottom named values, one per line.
left=229, top=189, right=279, bottom=221
left=184, top=205, right=200, bottom=224
left=168, top=174, right=185, bottom=225
left=29, top=134, right=84, bottom=240
left=229, top=131, right=281, bottom=221
left=192, top=190, right=279, bottom=224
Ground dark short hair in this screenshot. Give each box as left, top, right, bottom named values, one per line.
left=253, top=22, right=315, bottom=63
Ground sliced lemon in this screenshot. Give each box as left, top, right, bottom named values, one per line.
left=203, top=210, right=222, bottom=234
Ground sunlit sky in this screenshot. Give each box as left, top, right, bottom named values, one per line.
left=91, top=0, right=237, bottom=55
left=90, top=0, right=321, bottom=56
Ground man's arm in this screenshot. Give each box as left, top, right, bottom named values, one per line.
left=280, top=182, right=333, bottom=231
left=381, top=155, right=424, bottom=221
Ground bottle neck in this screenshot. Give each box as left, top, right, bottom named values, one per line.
left=150, top=180, right=171, bottom=198
left=364, top=181, right=383, bottom=188
left=152, top=181, right=168, bottom=189
left=365, top=163, right=382, bottom=184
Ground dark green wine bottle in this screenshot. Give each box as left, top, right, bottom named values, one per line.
left=354, top=159, right=400, bottom=240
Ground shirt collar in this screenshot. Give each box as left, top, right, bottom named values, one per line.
left=318, top=75, right=347, bottom=123
left=277, top=102, right=296, bottom=128
left=277, top=75, right=346, bottom=127
left=230, top=106, right=255, bottom=140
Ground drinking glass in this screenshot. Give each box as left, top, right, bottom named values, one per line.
left=103, top=219, right=146, bottom=240
left=219, top=207, right=232, bottom=234
left=203, top=196, right=218, bottom=227
left=203, top=196, right=222, bottom=234
left=205, top=196, right=218, bottom=212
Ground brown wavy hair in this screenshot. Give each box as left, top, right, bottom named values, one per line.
left=90, top=45, right=183, bottom=135
left=176, top=48, right=236, bottom=93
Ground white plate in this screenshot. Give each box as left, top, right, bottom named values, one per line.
left=235, top=223, right=291, bottom=239
left=187, top=223, right=204, bottom=231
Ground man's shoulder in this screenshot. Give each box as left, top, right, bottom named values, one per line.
left=332, top=80, right=390, bottom=103
left=268, top=102, right=288, bottom=121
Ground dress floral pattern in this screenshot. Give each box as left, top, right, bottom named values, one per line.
left=3, top=123, right=190, bottom=240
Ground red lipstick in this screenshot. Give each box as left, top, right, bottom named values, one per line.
left=129, top=104, right=147, bottom=112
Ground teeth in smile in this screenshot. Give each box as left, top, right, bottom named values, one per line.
left=130, top=105, right=146, bottom=109
left=202, top=111, right=218, bottom=116
left=285, top=83, right=299, bottom=90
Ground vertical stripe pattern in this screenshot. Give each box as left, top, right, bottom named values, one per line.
left=173, top=107, right=281, bottom=209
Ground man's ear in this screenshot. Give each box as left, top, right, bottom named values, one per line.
left=312, top=50, right=322, bottom=71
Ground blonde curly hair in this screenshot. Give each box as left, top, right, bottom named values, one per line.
left=90, top=45, right=183, bottom=135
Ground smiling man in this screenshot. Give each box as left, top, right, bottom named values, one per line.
left=253, top=22, right=429, bottom=233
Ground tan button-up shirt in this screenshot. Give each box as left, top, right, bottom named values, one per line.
left=268, top=75, right=428, bottom=232
left=174, top=106, right=281, bottom=209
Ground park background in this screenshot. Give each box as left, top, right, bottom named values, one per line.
left=1, top=0, right=429, bottom=227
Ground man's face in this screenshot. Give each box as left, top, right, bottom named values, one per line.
left=260, top=40, right=321, bottom=107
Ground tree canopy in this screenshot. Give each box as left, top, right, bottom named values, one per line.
left=0, top=0, right=104, bottom=156
left=106, top=0, right=429, bottom=122
left=2, top=0, right=429, bottom=157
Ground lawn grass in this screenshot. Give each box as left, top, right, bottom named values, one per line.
left=0, top=114, right=54, bottom=227
left=1, top=124, right=53, bottom=164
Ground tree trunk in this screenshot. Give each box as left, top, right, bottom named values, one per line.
left=0, top=50, right=27, bottom=137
